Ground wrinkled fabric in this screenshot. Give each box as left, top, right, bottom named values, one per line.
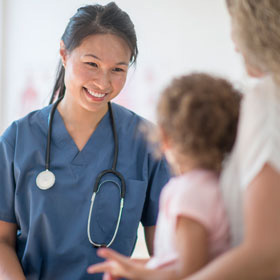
left=0, top=102, right=170, bottom=280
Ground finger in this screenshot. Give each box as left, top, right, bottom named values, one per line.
left=103, top=272, right=120, bottom=280
left=87, top=261, right=114, bottom=274
left=97, top=248, right=129, bottom=264
left=103, top=272, right=114, bottom=280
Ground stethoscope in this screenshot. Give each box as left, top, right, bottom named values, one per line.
left=36, top=97, right=126, bottom=248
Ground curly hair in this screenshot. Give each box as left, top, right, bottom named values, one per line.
left=228, top=0, right=280, bottom=81
left=157, top=73, right=241, bottom=172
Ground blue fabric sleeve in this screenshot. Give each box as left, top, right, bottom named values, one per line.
left=141, top=154, right=171, bottom=226
left=0, top=127, right=17, bottom=223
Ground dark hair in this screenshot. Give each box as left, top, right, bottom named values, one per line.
left=49, top=2, right=138, bottom=104
left=157, top=73, right=241, bottom=172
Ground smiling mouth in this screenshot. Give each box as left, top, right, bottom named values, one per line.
left=84, top=87, right=107, bottom=98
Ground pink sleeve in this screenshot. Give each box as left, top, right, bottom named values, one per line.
left=168, top=180, right=221, bottom=232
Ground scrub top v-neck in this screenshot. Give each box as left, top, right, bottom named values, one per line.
left=0, top=102, right=170, bottom=280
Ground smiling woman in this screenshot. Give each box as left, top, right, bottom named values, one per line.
left=0, top=2, right=170, bottom=280
left=60, top=34, right=130, bottom=114
left=58, top=33, right=132, bottom=150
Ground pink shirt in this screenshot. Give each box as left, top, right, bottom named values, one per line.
left=147, top=169, right=230, bottom=268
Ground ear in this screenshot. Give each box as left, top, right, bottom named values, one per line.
left=59, top=40, right=68, bottom=67
left=159, top=127, right=171, bottom=151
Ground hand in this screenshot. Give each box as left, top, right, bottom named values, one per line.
left=103, top=272, right=119, bottom=280
left=87, top=248, right=149, bottom=280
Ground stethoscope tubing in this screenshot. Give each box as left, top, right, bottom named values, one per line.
left=46, top=97, right=63, bottom=170
left=39, top=98, right=126, bottom=248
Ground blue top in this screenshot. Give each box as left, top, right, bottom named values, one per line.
left=0, top=103, right=170, bottom=280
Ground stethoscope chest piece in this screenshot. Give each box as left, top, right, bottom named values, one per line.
left=36, top=169, right=55, bottom=190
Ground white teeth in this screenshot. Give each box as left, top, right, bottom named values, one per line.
left=87, top=89, right=106, bottom=98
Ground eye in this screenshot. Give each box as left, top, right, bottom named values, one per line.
left=113, top=67, right=125, bottom=73
left=86, top=62, right=98, bottom=67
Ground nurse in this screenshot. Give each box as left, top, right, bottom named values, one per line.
left=0, top=2, right=170, bottom=280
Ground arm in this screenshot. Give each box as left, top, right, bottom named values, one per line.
left=88, top=247, right=178, bottom=280
left=88, top=216, right=209, bottom=280
left=144, top=225, right=155, bottom=256
left=174, top=216, right=208, bottom=278
left=186, top=164, right=280, bottom=280
left=0, top=221, right=25, bottom=280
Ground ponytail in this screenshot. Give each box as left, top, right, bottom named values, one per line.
left=49, top=62, right=65, bottom=104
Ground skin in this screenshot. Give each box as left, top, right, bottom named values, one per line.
left=102, top=226, right=155, bottom=280
left=59, top=33, right=131, bottom=151
left=0, top=221, right=25, bottom=280
left=0, top=33, right=156, bottom=279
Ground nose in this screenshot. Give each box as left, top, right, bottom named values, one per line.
left=94, top=70, right=111, bottom=91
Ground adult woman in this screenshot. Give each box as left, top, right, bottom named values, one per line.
left=0, top=3, right=169, bottom=279
left=88, top=1, right=280, bottom=279
left=187, top=1, right=280, bottom=278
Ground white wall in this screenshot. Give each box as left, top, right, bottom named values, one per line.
left=0, top=0, right=245, bottom=131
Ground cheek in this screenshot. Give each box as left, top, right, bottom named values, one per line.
left=231, top=31, right=240, bottom=53
left=112, top=74, right=127, bottom=90
left=71, top=64, right=93, bottom=82
left=230, top=22, right=241, bottom=53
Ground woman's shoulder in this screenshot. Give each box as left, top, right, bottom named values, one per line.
left=243, top=75, right=280, bottom=113
left=230, top=75, right=280, bottom=188
left=0, top=106, right=50, bottom=148
left=111, top=102, right=154, bottom=128
left=239, top=76, right=280, bottom=139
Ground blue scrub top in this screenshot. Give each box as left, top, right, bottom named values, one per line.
left=0, top=103, right=170, bottom=280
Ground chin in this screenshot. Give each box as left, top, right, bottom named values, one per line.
left=82, top=102, right=108, bottom=114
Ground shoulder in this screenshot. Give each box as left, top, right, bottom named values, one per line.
left=164, top=171, right=223, bottom=230
left=238, top=75, right=280, bottom=148
left=241, top=75, right=280, bottom=120
left=0, top=106, right=50, bottom=148
left=165, top=170, right=220, bottom=203
left=111, top=102, right=157, bottom=153
left=230, top=75, right=280, bottom=188
left=111, top=102, right=154, bottom=131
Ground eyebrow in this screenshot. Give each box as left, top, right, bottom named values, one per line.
left=84, top=54, right=129, bottom=66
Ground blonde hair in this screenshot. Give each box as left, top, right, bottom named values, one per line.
left=157, top=73, right=241, bottom=172
left=228, top=0, right=280, bottom=81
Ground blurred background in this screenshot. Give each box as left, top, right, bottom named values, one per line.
left=0, top=0, right=246, bottom=257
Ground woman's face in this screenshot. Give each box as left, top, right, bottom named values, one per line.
left=230, top=20, right=264, bottom=78
left=60, top=33, right=131, bottom=113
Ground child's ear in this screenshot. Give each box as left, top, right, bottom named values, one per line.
left=159, top=127, right=170, bottom=151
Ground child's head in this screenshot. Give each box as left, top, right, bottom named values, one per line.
left=157, top=73, right=241, bottom=173
left=227, top=0, right=280, bottom=80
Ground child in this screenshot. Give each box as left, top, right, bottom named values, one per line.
left=88, top=73, right=241, bottom=280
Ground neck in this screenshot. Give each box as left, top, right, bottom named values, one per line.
left=57, top=96, right=108, bottom=131
left=177, top=164, right=200, bottom=175
left=171, top=154, right=201, bottom=176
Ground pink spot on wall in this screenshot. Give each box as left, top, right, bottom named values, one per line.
left=20, top=77, right=39, bottom=116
